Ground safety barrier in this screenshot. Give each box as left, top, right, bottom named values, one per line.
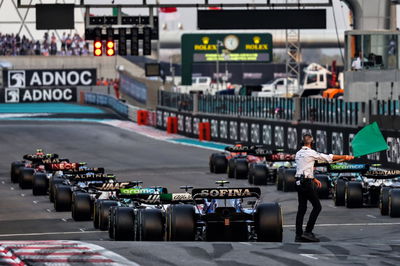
left=137, top=110, right=149, bottom=125
left=166, top=117, right=178, bottom=134
left=198, top=122, right=211, bottom=141
left=84, top=92, right=133, bottom=120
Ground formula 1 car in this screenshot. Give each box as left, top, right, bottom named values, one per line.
left=276, top=166, right=297, bottom=192
left=333, top=167, right=400, bottom=209
left=380, top=175, right=400, bottom=217
left=48, top=167, right=104, bottom=202
left=223, top=145, right=295, bottom=183
left=10, top=150, right=63, bottom=189
left=91, top=181, right=155, bottom=230
left=130, top=181, right=283, bottom=242
left=108, top=186, right=171, bottom=240
left=324, top=163, right=370, bottom=205
left=246, top=148, right=295, bottom=186
left=71, top=181, right=138, bottom=222
left=52, top=171, right=115, bottom=212
left=32, top=161, right=87, bottom=196
left=10, top=149, right=50, bottom=184
left=209, top=144, right=247, bottom=174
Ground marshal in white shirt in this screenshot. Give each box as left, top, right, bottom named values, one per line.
left=295, top=146, right=333, bottom=179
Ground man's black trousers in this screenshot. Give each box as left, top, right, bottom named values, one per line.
left=295, top=180, right=322, bottom=236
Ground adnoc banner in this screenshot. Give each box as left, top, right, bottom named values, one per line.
left=3, top=69, right=96, bottom=88
left=0, top=87, right=77, bottom=103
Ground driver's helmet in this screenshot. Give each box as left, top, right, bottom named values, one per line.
left=36, top=149, right=44, bottom=155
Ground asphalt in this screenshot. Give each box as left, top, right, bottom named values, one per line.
left=0, top=120, right=399, bottom=266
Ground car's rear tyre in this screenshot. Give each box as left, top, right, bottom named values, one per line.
left=234, top=159, right=248, bottom=179
left=136, top=209, right=164, bottom=241
left=54, top=184, right=72, bottom=212
left=380, top=187, right=391, bottom=216
left=345, top=181, right=363, bottom=208
left=214, top=155, right=227, bottom=173
left=32, top=173, right=48, bottom=196
left=389, top=189, right=400, bottom=218
left=166, top=205, right=196, bottom=241
left=19, top=168, right=34, bottom=189
left=71, top=192, right=92, bottom=221
left=108, top=206, right=117, bottom=239
left=276, top=167, right=285, bottom=191
left=11, top=162, right=25, bottom=183
left=93, top=199, right=103, bottom=229
left=253, top=165, right=268, bottom=186
left=227, top=159, right=235, bottom=178
left=315, top=174, right=330, bottom=199
left=113, top=207, right=135, bottom=241
left=255, top=203, right=283, bottom=242
left=99, top=200, right=118, bottom=231
left=334, top=179, right=346, bottom=206
left=248, top=166, right=255, bottom=184
left=49, top=176, right=64, bottom=203
left=282, top=168, right=296, bottom=192
left=209, top=154, right=216, bottom=173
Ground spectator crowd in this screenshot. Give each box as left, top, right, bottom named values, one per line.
left=0, top=32, right=90, bottom=56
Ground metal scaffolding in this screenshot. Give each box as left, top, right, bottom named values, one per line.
left=285, top=0, right=301, bottom=95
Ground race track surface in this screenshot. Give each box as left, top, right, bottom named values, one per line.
left=0, top=120, right=399, bottom=266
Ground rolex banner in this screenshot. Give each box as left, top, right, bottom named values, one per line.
left=0, top=87, right=77, bottom=103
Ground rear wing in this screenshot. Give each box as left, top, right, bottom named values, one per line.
left=327, top=164, right=369, bottom=173
left=254, top=152, right=295, bottom=162
left=159, top=193, right=193, bottom=203
left=62, top=168, right=105, bottom=174
left=225, top=146, right=294, bottom=161
left=192, top=187, right=261, bottom=199
left=363, top=170, right=400, bottom=179
left=23, top=153, right=59, bottom=161
left=117, top=187, right=168, bottom=204
left=66, top=173, right=116, bottom=182
left=89, top=182, right=136, bottom=191
left=118, top=187, right=167, bottom=197
left=225, top=145, right=266, bottom=153
left=48, top=163, right=83, bottom=171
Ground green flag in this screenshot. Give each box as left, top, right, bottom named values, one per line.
left=351, top=122, right=388, bottom=157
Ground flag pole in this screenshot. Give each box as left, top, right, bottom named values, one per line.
left=156, top=0, right=160, bottom=63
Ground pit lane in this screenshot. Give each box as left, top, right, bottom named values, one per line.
left=0, top=120, right=399, bottom=265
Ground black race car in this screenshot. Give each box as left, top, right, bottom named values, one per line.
left=132, top=181, right=283, bottom=242
left=10, top=150, right=62, bottom=189
left=52, top=171, right=114, bottom=212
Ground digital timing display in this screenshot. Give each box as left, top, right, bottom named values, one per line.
left=193, top=53, right=270, bottom=62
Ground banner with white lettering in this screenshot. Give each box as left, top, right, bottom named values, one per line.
left=3, top=69, right=96, bottom=88
left=0, top=87, right=77, bottom=103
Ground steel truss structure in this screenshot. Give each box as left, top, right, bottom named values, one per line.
left=17, top=0, right=332, bottom=8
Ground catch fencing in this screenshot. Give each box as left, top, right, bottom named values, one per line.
left=158, top=91, right=363, bottom=127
